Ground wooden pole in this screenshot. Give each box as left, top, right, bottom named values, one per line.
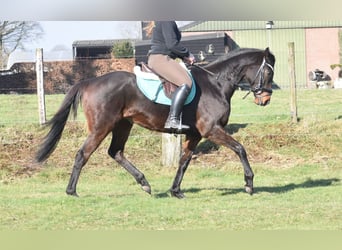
left=36, top=48, right=46, bottom=125
left=162, top=133, right=182, bottom=167
left=288, top=42, right=298, bottom=123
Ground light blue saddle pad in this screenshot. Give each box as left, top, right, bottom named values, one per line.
left=134, top=66, right=196, bottom=106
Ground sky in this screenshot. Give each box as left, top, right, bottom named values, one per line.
left=29, top=21, right=143, bottom=52
left=6, top=21, right=192, bottom=68
left=29, top=21, right=192, bottom=52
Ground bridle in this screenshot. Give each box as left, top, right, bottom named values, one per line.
left=192, top=56, right=274, bottom=100
left=243, top=57, right=274, bottom=99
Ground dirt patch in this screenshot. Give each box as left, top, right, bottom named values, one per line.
left=1, top=119, right=341, bottom=181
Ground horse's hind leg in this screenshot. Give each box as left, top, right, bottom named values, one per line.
left=170, top=135, right=202, bottom=198
left=66, top=131, right=109, bottom=196
left=108, top=119, right=151, bottom=195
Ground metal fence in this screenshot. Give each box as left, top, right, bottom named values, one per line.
left=1, top=88, right=341, bottom=127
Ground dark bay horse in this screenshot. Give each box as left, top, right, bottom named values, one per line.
left=36, top=47, right=275, bottom=198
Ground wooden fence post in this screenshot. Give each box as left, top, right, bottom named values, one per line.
left=162, top=133, right=182, bottom=167
left=288, top=42, right=298, bottom=123
left=36, top=48, right=46, bottom=125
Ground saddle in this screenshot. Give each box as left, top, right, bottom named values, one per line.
left=133, top=62, right=196, bottom=106
left=138, top=62, right=178, bottom=99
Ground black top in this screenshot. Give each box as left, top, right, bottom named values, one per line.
left=149, top=21, right=190, bottom=59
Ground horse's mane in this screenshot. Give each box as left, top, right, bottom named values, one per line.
left=206, top=48, right=263, bottom=67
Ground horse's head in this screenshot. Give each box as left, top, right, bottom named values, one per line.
left=247, top=48, right=275, bottom=106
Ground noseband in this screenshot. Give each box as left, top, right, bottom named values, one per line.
left=243, top=57, right=274, bottom=99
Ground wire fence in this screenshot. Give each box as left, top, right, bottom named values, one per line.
left=1, top=88, right=341, bottom=127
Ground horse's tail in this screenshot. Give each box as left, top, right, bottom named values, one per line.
left=35, top=83, right=82, bottom=163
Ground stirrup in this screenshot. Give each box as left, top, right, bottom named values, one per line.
left=164, top=117, right=190, bottom=131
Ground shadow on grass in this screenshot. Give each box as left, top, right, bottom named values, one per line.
left=252, top=178, right=341, bottom=194
left=154, top=178, right=340, bottom=198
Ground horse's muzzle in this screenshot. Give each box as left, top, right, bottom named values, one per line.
left=254, top=89, right=272, bottom=106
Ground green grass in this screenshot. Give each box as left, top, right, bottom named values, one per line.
left=230, top=89, right=342, bottom=123
left=0, top=94, right=85, bottom=125
left=0, top=89, right=342, bottom=230
left=1, top=164, right=341, bottom=230
left=1, top=89, right=341, bottom=125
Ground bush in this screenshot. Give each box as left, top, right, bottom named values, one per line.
left=111, top=41, right=134, bottom=58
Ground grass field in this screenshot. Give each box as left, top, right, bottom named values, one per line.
left=0, top=89, right=342, bottom=230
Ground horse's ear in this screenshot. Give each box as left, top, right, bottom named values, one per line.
left=264, top=47, right=270, bottom=57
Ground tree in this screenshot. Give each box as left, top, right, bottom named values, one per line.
left=0, top=21, right=43, bottom=69
left=111, top=41, right=134, bottom=58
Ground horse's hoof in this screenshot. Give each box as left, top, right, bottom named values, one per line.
left=171, top=190, right=186, bottom=199
left=141, top=185, right=152, bottom=195
left=245, top=185, right=254, bottom=195
left=66, top=191, right=79, bottom=197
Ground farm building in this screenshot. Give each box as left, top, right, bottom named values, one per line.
left=72, top=21, right=342, bottom=89
left=72, top=32, right=238, bottom=64
left=134, top=32, right=239, bottom=64
left=72, top=39, right=125, bottom=59
left=180, top=21, right=342, bottom=89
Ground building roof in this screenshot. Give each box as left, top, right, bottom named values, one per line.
left=134, top=32, right=227, bottom=46
left=72, top=39, right=136, bottom=48
left=75, top=32, right=229, bottom=48
left=180, top=21, right=342, bottom=32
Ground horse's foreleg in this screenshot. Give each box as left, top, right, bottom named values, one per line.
left=170, top=136, right=201, bottom=198
left=234, top=142, right=254, bottom=194
left=108, top=120, right=151, bottom=195
left=207, top=126, right=254, bottom=194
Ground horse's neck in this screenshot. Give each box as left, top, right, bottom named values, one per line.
left=208, top=55, right=247, bottom=73
left=208, top=58, right=245, bottom=83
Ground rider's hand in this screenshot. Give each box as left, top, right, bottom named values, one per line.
left=184, top=53, right=196, bottom=65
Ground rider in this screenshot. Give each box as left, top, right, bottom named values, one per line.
left=145, top=21, right=196, bottom=131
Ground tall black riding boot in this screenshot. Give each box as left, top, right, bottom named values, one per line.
left=164, top=84, right=191, bottom=131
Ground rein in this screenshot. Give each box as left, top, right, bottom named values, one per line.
left=193, top=64, right=220, bottom=80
